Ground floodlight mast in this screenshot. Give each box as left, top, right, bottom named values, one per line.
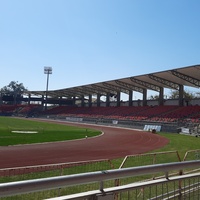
left=44, top=67, right=52, bottom=110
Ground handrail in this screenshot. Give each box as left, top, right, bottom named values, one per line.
left=119, top=150, right=181, bottom=169
left=0, top=160, right=200, bottom=197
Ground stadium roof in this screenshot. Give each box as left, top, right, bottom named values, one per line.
left=28, top=64, right=200, bottom=98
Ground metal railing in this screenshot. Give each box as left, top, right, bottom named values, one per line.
left=0, top=150, right=182, bottom=179
left=0, top=160, right=199, bottom=199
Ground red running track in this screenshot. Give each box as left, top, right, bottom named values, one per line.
left=0, top=119, right=169, bottom=168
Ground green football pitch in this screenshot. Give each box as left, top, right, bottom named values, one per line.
left=0, top=117, right=101, bottom=146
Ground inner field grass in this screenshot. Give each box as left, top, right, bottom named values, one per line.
left=0, top=117, right=101, bottom=146
left=152, top=132, right=200, bottom=159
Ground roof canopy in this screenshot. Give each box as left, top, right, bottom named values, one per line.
left=28, top=65, right=200, bottom=98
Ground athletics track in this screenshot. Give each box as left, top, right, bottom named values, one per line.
left=0, top=119, right=169, bottom=168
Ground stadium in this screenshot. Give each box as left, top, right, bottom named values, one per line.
left=1, top=64, right=200, bottom=134
left=0, top=64, right=200, bottom=199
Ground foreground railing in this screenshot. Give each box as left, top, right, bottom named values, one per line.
left=46, top=173, right=200, bottom=200
left=0, top=160, right=199, bottom=199
left=0, top=150, right=183, bottom=178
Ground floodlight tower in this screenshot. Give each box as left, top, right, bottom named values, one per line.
left=44, top=66, right=52, bottom=110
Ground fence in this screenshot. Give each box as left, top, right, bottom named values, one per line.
left=119, top=151, right=181, bottom=169
left=0, top=150, right=199, bottom=199
left=0, top=151, right=183, bottom=179
left=0, top=150, right=200, bottom=199
left=0, top=151, right=182, bottom=183
left=183, top=149, right=200, bottom=161
left=0, top=160, right=200, bottom=200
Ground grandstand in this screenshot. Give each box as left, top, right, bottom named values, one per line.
left=0, top=64, right=200, bottom=133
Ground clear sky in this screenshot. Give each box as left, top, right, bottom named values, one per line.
left=1, top=0, right=200, bottom=98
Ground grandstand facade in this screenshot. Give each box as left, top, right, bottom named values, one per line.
left=28, top=64, right=200, bottom=107
left=0, top=64, right=200, bottom=133
left=1, top=64, right=200, bottom=107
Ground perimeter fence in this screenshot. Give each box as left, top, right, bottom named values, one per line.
left=0, top=151, right=182, bottom=182
left=0, top=150, right=199, bottom=199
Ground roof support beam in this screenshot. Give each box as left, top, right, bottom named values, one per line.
left=115, top=80, right=144, bottom=93
left=148, top=74, right=179, bottom=90
left=102, top=82, right=129, bottom=94
left=68, top=88, right=87, bottom=96
left=171, top=70, right=200, bottom=87
left=51, top=90, right=74, bottom=98
left=80, top=86, right=96, bottom=95
left=91, top=84, right=116, bottom=95
left=130, top=77, right=160, bottom=92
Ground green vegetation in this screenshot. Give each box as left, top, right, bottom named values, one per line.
left=153, top=132, right=200, bottom=159
left=0, top=117, right=101, bottom=146
left=0, top=118, right=200, bottom=199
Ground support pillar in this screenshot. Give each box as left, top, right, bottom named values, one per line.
left=106, top=93, right=110, bottom=107
left=42, top=95, right=45, bottom=109
left=88, top=94, right=92, bottom=107
left=0, top=93, right=2, bottom=105
left=179, top=85, right=184, bottom=106
left=73, top=96, right=76, bottom=106
left=129, top=90, right=133, bottom=106
left=143, top=89, right=147, bottom=106
left=59, top=96, right=62, bottom=106
left=116, top=92, right=120, bottom=107
left=28, top=94, right=31, bottom=105
left=81, top=95, right=84, bottom=107
left=97, top=94, right=100, bottom=107
left=159, top=87, right=164, bottom=106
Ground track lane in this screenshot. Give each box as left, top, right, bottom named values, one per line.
left=0, top=119, right=169, bottom=168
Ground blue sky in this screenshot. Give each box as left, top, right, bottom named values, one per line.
left=1, top=0, right=200, bottom=98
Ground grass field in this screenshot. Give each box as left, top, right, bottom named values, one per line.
left=154, top=132, right=200, bottom=159
left=0, top=117, right=101, bottom=146
left=0, top=116, right=199, bottom=199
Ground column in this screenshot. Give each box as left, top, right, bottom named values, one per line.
left=129, top=90, right=133, bottom=106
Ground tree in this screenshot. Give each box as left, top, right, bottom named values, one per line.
left=148, top=89, right=198, bottom=101
left=168, top=89, right=195, bottom=99
left=195, top=92, right=200, bottom=98
left=1, top=81, right=28, bottom=104
left=148, top=94, right=159, bottom=100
